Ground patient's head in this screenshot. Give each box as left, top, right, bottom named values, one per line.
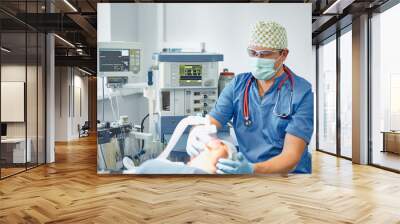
left=188, top=139, right=233, bottom=174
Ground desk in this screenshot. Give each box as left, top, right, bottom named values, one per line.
left=381, top=131, right=400, bottom=155
left=1, top=138, right=31, bottom=164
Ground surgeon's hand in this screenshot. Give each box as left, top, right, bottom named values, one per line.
left=216, top=152, right=254, bottom=174
left=186, top=125, right=217, bottom=157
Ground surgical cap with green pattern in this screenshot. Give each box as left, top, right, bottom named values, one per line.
left=249, top=21, right=288, bottom=50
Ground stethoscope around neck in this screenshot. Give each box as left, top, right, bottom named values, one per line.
left=243, top=65, right=294, bottom=127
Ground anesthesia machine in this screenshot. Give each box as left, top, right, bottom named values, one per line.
left=97, top=42, right=226, bottom=173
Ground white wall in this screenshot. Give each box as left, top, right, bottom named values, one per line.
left=97, top=3, right=111, bottom=42
left=73, top=74, right=89, bottom=138
left=1, top=65, right=27, bottom=141
left=55, top=67, right=68, bottom=141
left=55, top=67, right=89, bottom=141
left=98, top=3, right=312, bottom=83
left=164, top=3, right=312, bottom=80
left=1, top=65, right=38, bottom=137
left=1, top=63, right=46, bottom=163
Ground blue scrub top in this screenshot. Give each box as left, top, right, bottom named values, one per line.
left=209, top=68, right=314, bottom=173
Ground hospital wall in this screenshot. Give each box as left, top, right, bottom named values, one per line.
left=98, top=3, right=316, bottom=151
left=99, top=3, right=313, bottom=80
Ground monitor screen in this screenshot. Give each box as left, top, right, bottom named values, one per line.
left=1, top=123, right=7, bottom=137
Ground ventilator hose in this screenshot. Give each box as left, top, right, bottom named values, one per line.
left=157, top=116, right=210, bottom=160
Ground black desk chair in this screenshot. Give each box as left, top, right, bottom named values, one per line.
left=79, top=121, right=90, bottom=138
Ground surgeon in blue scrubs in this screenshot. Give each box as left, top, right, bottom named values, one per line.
left=186, top=21, right=314, bottom=174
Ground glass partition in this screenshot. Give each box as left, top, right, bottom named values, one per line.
left=38, top=32, right=46, bottom=165
left=1, top=31, right=28, bottom=177
left=0, top=1, right=46, bottom=179
left=371, top=3, right=400, bottom=171
left=317, top=37, right=337, bottom=155
left=339, top=29, right=352, bottom=158
left=27, top=30, right=38, bottom=169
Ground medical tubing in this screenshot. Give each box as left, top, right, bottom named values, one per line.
left=141, top=114, right=150, bottom=132
left=157, top=116, right=210, bottom=160
left=115, top=90, right=125, bottom=138
left=109, top=93, right=117, bottom=122
left=115, top=92, right=120, bottom=119
left=114, top=91, right=127, bottom=143
left=140, top=113, right=150, bottom=149
left=157, top=118, right=190, bottom=159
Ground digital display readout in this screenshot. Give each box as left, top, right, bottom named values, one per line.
left=179, top=65, right=202, bottom=85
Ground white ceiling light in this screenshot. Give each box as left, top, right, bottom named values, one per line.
left=323, top=0, right=354, bottom=15
left=54, top=34, right=75, bottom=48
left=1, top=47, right=11, bottom=53
left=63, top=0, right=78, bottom=12
left=78, top=67, right=92, bottom=76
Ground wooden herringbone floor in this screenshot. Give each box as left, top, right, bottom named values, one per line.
left=1, top=136, right=400, bottom=224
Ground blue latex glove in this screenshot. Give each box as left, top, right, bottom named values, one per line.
left=216, top=152, right=254, bottom=174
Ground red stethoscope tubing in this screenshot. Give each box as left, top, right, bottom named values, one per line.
left=243, top=65, right=294, bottom=124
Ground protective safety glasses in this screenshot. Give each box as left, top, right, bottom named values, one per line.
left=247, top=48, right=282, bottom=58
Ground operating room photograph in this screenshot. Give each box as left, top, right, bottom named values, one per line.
left=2, top=0, right=400, bottom=222
left=96, top=3, right=314, bottom=175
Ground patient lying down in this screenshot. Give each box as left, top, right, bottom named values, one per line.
left=133, top=139, right=236, bottom=174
